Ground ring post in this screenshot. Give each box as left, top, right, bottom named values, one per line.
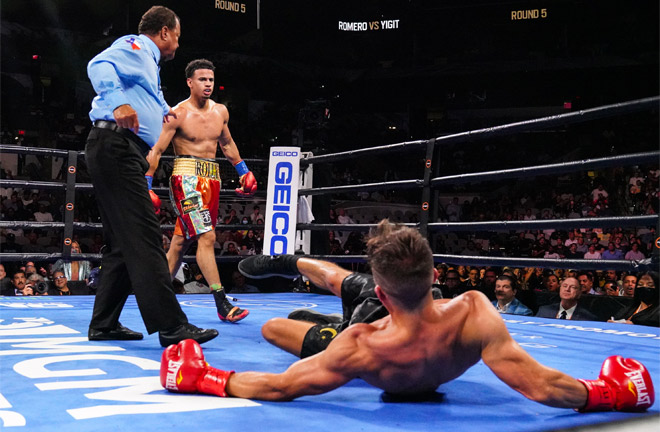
left=62, top=150, right=78, bottom=259
left=263, top=146, right=301, bottom=256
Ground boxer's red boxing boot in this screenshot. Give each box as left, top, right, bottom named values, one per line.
left=238, top=255, right=301, bottom=279
left=212, top=285, right=248, bottom=323
left=578, top=355, right=654, bottom=412
left=161, top=339, right=233, bottom=397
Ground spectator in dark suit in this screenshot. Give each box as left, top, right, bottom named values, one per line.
left=461, top=267, right=481, bottom=290
left=7, top=270, right=27, bottom=296
left=608, top=271, right=658, bottom=327
left=536, top=277, right=598, bottom=321
left=438, top=268, right=462, bottom=299
left=479, top=267, right=498, bottom=300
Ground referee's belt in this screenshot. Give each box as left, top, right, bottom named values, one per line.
left=172, top=156, right=220, bottom=180
left=92, top=120, right=151, bottom=155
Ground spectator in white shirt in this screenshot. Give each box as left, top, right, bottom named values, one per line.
left=33, top=204, right=53, bottom=222
left=628, top=170, right=644, bottom=188
left=583, top=244, right=602, bottom=260
left=336, top=207, right=355, bottom=246
left=445, top=198, right=462, bottom=222
left=624, top=242, right=646, bottom=261
left=590, top=184, right=609, bottom=203
left=544, top=245, right=561, bottom=259
left=564, top=231, right=578, bottom=248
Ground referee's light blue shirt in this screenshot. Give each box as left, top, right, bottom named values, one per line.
left=87, top=34, right=170, bottom=147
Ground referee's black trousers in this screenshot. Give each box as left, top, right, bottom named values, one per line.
left=86, top=127, right=188, bottom=334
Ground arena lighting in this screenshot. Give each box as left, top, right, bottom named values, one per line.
left=32, top=55, right=40, bottom=60
left=17, top=130, right=25, bottom=136
left=218, top=85, right=225, bottom=91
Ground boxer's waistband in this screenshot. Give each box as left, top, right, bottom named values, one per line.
left=172, top=157, right=220, bottom=180
left=92, top=120, right=151, bottom=156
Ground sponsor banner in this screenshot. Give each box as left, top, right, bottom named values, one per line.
left=263, top=147, right=301, bottom=255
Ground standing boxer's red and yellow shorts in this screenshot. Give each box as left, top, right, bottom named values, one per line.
left=170, top=156, right=221, bottom=240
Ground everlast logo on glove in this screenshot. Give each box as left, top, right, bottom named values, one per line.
left=165, top=360, right=183, bottom=391
left=625, top=370, right=652, bottom=406
left=578, top=355, right=655, bottom=412
left=161, top=340, right=235, bottom=397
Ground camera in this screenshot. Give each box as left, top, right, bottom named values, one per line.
left=26, top=281, right=49, bottom=295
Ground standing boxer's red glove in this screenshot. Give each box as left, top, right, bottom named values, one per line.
left=145, top=175, right=161, bottom=215
left=160, top=339, right=234, bottom=397
left=578, top=355, right=654, bottom=411
left=234, top=160, right=257, bottom=197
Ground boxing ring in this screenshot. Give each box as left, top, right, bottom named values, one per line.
left=1, top=96, right=659, bottom=431
left=0, top=294, right=658, bottom=432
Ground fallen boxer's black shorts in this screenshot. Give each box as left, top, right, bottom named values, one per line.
left=299, top=272, right=442, bottom=357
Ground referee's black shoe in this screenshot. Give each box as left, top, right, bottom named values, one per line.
left=159, top=323, right=218, bottom=347
left=88, top=323, right=144, bottom=341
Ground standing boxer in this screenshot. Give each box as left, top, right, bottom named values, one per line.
left=160, top=220, right=654, bottom=410
left=146, top=59, right=256, bottom=322
left=86, top=6, right=217, bottom=347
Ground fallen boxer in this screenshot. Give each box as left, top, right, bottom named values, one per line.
left=160, top=220, right=654, bottom=411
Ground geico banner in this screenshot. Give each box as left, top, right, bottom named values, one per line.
left=263, top=147, right=301, bottom=255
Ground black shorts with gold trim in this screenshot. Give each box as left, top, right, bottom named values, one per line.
left=299, top=272, right=443, bottom=358
left=300, top=322, right=344, bottom=358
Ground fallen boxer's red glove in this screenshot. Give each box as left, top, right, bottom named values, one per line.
left=578, top=355, right=654, bottom=411
left=234, top=160, right=257, bottom=197
left=145, top=175, right=161, bottom=215
left=160, top=339, right=234, bottom=397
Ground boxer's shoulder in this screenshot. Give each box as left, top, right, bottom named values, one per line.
left=322, top=323, right=379, bottom=371
left=211, top=101, right=229, bottom=121
left=210, top=100, right=228, bottom=113
left=173, top=100, right=191, bottom=116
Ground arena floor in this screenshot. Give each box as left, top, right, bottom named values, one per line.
left=1, top=293, right=658, bottom=432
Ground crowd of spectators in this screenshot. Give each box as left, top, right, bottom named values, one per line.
left=0, top=119, right=657, bottom=313
left=431, top=264, right=658, bottom=327
left=2, top=155, right=657, bottom=290
left=321, top=163, right=657, bottom=260
left=0, top=151, right=270, bottom=293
